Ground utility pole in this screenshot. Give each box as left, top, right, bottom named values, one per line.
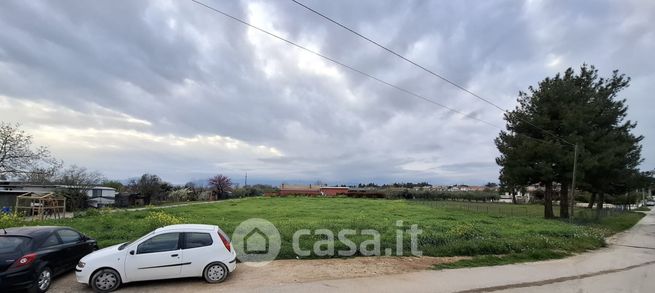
left=570, top=143, right=578, bottom=222
left=244, top=172, right=248, bottom=187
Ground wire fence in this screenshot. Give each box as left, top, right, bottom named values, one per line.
left=413, top=199, right=632, bottom=219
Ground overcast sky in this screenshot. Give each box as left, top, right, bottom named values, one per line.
left=0, top=0, right=653, bottom=185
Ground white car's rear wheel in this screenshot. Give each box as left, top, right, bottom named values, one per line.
left=203, top=262, right=228, bottom=283
left=90, top=268, right=121, bottom=293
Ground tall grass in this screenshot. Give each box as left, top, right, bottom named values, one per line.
left=17, top=197, right=643, bottom=264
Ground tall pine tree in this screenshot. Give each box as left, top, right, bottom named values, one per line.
left=496, top=65, right=642, bottom=219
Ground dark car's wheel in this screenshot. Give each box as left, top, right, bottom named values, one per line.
left=203, top=262, right=228, bottom=283
left=29, top=266, right=52, bottom=293
left=90, top=268, right=121, bottom=293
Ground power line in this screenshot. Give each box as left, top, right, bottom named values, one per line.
left=190, top=0, right=574, bottom=150
left=290, top=0, right=574, bottom=147
left=291, top=0, right=504, bottom=111
left=191, top=0, right=500, bottom=129
left=287, top=0, right=578, bottom=216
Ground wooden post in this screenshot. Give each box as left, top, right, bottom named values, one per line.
left=569, top=143, right=578, bottom=222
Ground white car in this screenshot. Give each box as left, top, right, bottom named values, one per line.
left=75, top=224, right=236, bottom=292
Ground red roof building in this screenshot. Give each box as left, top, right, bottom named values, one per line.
left=279, top=184, right=349, bottom=196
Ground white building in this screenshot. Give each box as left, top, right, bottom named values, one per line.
left=85, top=186, right=117, bottom=208
left=0, top=181, right=116, bottom=208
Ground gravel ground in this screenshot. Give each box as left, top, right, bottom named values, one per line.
left=49, top=256, right=467, bottom=292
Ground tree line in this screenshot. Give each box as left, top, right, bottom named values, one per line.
left=105, top=174, right=277, bottom=205
left=0, top=122, right=275, bottom=210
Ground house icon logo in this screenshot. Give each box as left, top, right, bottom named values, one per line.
left=245, top=228, right=268, bottom=254
left=232, top=218, right=281, bottom=267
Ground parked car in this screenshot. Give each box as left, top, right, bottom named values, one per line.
left=0, top=226, right=98, bottom=292
left=75, top=224, right=236, bottom=292
left=646, top=200, right=655, bottom=206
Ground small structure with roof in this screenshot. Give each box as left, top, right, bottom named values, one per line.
left=14, top=192, right=67, bottom=221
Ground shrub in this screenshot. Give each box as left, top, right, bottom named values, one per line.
left=232, top=187, right=263, bottom=198
left=169, top=188, right=191, bottom=202
left=76, top=207, right=115, bottom=218
left=0, top=213, right=24, bottom=229
left=381, top=189, right=500, bottom=201
left=447, top=223, right=484, bottom=240
left=76, top=208, right=100, bottom=218
left=145, top=211, right=184, bottom=230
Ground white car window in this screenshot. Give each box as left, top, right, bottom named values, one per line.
left=184, top=232, right=213, bottom=249
left=137, top=233, right=180, bottom=254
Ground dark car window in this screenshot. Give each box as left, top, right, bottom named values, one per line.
left=57, top=229, right=81, bottom=244
left=41, top=234, right=61, bottom=247
left=184, top=232, right=213, bottom=249
left=137, top=233, right=180, bottom=254
left=0, top=236, right=31, bottom=254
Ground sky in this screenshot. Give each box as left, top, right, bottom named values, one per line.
left=0, top=0, right=653, bottom=186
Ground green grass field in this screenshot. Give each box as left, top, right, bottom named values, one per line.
left=12, top=197, right=645, bottom=268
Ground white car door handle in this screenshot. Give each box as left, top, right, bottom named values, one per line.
left=171, top=254, right=179, bottom=257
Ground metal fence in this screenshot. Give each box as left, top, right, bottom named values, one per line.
left=413, top=199, right=631, bottom=219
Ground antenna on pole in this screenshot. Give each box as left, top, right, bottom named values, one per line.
left=244, top=172, right=248, bottom=187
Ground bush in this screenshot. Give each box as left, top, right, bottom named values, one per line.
left=381, top=189, right=500, bottom=201
left=232, top=187, right=263, bottom=198
left=76, top=207, right=115, bottom=218
left=0, top=213, right=24, bottom=229
left=145, top=211, right=184, bottom=230
left=75, top=208, right=100, bottom=218
left=168, top=188, right=191, bottom=202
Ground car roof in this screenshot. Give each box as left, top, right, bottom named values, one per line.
left=2, top=226, right=75, bottom=245
left=3, top=226, right=68, bottom=237
left=155, top=224, right=218, bottom=233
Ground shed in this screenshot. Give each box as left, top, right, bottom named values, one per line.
left=14, top=192, right=67, bottom=220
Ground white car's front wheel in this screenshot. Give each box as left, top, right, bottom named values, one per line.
left=90, top=268, right=122, bottom=293
left=203, top=262, right=228, bottom=283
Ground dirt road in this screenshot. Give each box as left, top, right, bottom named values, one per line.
left=50, top=210, right=655, bottom=292
left=252, top=210, right=655, bottom=293
left=49, top=256, right=466, bottom=292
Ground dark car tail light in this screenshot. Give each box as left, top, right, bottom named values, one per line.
left=11, top=253, right=37, bottom=269
left=218, top=232, right=231, bottom=252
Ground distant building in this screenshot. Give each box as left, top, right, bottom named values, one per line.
left=1, top=181, right=57, bottom=208
left=320, top=186, right=350, bottom=196
left=0, top=181, right=116, bottom=209
left=86, top=186, right=118, bottom=208
left=279, top=184, right=349, bottom=196
left=433, top=185, right=449, bottom=191
left=115, top=192, right=149, bottom=207
left=467, top=186, right=487, bottom=192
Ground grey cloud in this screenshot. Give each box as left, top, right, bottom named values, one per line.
left=0, top=0, right=653, bottom=184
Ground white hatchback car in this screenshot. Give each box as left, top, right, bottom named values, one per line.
left=75, top=224, right=236, bottom=292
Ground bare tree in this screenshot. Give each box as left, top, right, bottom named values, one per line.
left=209, top=174, right=232, bottom=200
left=184, top=181, right=203, bottom=201
left=135, top=174, right=163, bottom=204
left=19, top=165, right=62, bottom=184
left=56, top=165, right=105, bottom=210
left=102, top=180, right=125, bottom=192
left=0, top=122, right=61, bottom=179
